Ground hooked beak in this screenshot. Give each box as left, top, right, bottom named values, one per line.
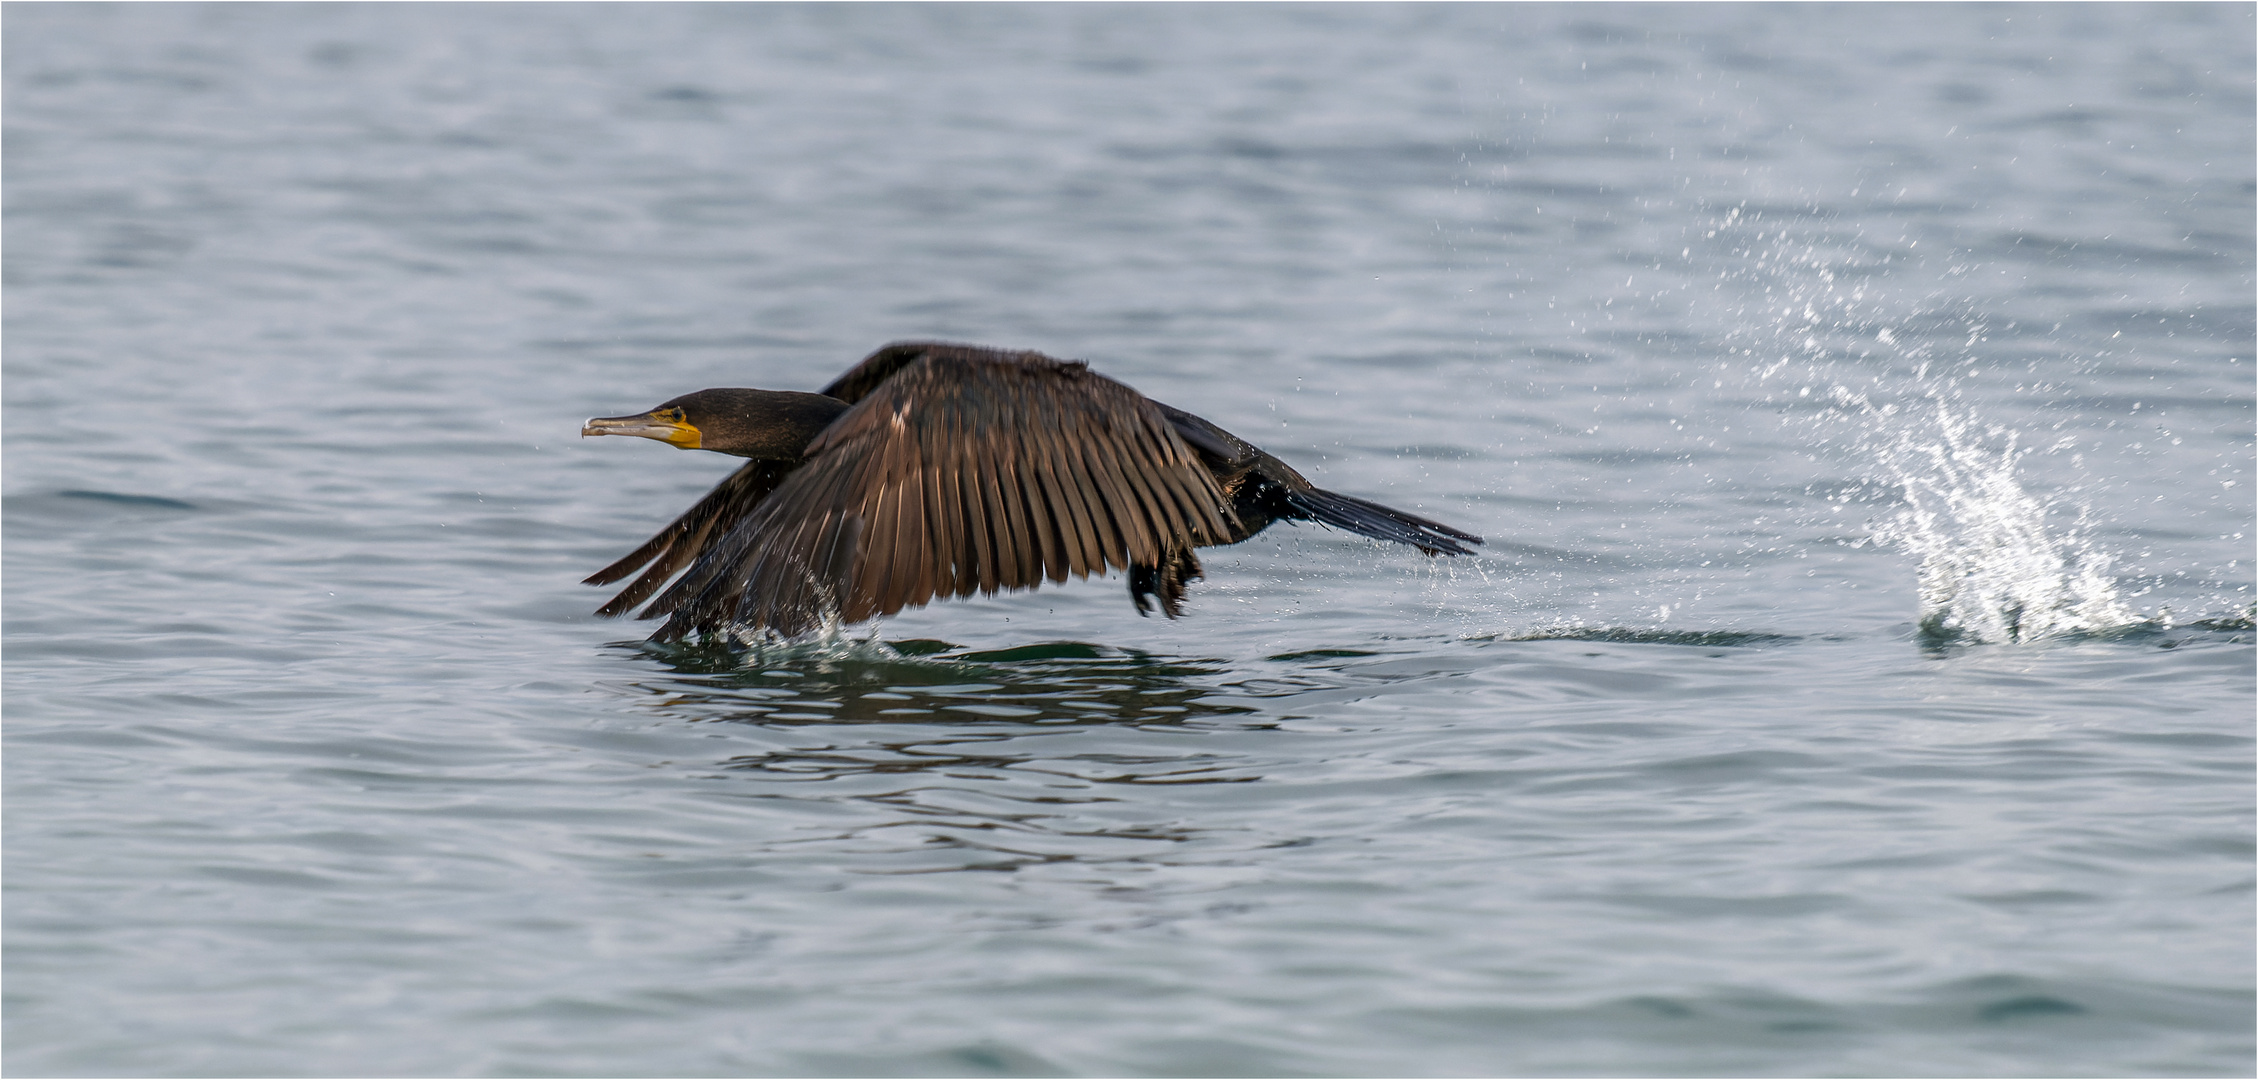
left=582, top=411, right=702, bottom=450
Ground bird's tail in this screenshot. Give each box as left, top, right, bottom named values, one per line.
left=1283, top=487, right=1482, bottom=556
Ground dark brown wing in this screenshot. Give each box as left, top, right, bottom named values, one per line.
left=643, top=351, right=1236, bottom=641
left=818, top=340, right=1033, bottom=405
left=584, top=459, right=796, bottom=617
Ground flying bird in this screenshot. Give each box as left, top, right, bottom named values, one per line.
left=582, top=342, right=1481, bottom=641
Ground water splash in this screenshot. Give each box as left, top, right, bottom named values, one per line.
left=608, top=611, right=896, bottom=671
left=1680, top=200, right=2204, bottom=649
left=1838, top=388, right=2141, bottom=645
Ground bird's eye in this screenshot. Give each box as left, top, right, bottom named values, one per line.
left=668, top=408, right=687, bottom=423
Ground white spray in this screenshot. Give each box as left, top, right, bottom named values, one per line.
left=1835, top=384, right=2141, bottom=644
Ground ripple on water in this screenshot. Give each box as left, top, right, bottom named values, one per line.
left=4, top=4, right=2251, bottom=1077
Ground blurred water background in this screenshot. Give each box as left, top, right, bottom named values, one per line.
left=5, top=4, right=2252, bottom=1076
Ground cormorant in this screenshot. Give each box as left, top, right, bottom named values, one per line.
left=582, top=342, right=1481, bottom=640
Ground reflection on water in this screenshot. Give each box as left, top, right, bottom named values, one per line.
left=595, top=637, right=1274, bottom=875
left=613, top=635, right=1256, bottom=729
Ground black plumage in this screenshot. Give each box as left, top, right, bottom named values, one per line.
left=582, top=342, right=1481, bottom=640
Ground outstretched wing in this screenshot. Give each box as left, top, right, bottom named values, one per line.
left=584, top=459, right=796, bottom=617
left=642, top=351, right=1235, bottom=640
left=816, top=341, right=942, bottom=405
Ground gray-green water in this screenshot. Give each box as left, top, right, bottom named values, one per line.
left=6, top=4, right=2252, bottom=1076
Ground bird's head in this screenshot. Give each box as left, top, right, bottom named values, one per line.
left=582, top=388, right=849, bottom=460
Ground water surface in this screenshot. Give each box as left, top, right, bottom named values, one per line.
left=5, top=5, right=2252, bottom=1076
